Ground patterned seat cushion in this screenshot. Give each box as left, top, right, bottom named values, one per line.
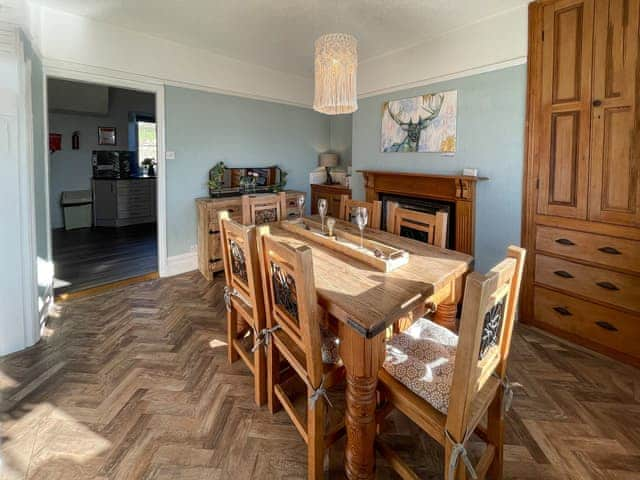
left=321, top=326, right=341, bottom=365
left=383, top=317, right=458, bottom=414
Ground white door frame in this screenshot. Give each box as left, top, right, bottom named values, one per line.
left=43, top=63, right=168, bottom=277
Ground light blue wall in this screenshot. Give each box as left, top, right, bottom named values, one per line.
left=165, top=86, right=331, bottom=257
left=352, top=65, right=527, bottom=273
left=330, top=114, right=352, bottom=167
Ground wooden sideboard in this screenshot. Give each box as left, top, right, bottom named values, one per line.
left=310, top=184, right=351, bottom=218
left=196, top=190, right=304, bottom=280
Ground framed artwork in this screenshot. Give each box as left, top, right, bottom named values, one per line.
left=380, top=90, right=457, bottom=153
left=98, top=127, right=117, bottom=145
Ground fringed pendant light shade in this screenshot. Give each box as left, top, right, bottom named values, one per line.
left=313, top=33, right=358, bottom=115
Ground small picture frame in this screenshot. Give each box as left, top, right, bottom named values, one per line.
left=98, top=127, right=117, bottom=145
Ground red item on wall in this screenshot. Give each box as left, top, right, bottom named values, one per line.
left=49, top=133, right=62, bottom=153
left=72, top=131, right=80, bottom=150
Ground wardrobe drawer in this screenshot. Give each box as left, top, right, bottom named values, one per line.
left=536, top=226, right=640, bottom=273
left=535, top=255, right=640, bottom=313
left=534, top=287, right=640, bottom=359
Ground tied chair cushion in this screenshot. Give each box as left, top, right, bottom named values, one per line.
left=383, top=318, right=458, bottom=414
left=320, top=326, right=341, bottom=364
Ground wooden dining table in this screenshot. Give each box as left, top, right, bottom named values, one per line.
left=266, top=216, right=473, bottom=479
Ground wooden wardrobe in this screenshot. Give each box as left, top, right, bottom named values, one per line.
left=522, top=0, right=640, bottom=366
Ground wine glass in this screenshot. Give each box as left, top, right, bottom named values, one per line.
left=355, top=207, right=368, bottom=249
left=297, top=194, right=305, bottom=220
left=318, top=199, right=328, bottom=233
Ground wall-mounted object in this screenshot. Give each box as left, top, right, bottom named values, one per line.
left=49, top=133, right=62, bottom=153
left=98, top=127, right=116, bottom=145
left=72, top=131, right=80, bottom=150
left=463, top=168, right=478, bottom=177
left=381, top=90, right=457, bottom=153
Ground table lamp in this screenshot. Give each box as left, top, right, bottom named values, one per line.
left=319, top=153, right=339, bottom=185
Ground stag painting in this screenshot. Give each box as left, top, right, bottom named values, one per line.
left=380, top=90, right=457, bottom=153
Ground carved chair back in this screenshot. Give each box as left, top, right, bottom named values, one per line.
left=338, top=195, right=383, bottom=230
left=219, top=211, right=264, bottom=328
left=242, top=192, right=287, bottom=226
left=446, top=246, right=525, bottom=439
left=257, top=228, right=324, bottom=387
left=387, top=201, right=448, bottom=248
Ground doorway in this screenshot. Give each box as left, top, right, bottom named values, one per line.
left=46, top=78, right=160, bottom=296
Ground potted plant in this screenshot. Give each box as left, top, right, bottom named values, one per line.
left=208, top=161, right=226, bottom=197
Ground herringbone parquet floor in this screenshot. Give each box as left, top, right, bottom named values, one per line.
left=1, top=272, right=639, bottom=479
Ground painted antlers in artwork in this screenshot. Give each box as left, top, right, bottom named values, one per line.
left=386, top=92, right=445, bottom=129
left=419, top=93, right=445, bottom=124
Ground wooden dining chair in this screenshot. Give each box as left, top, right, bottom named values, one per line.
left=387, top=201, right=448, bottom=248
left=256, top=226, right=346, bottom=479
left=338, top=195, right=383, bottom=230
left=242, top=192, right=287, bottom=225
left=376, top=246, right=525, bottom=480
left=218, top=210, right=267, bottom=406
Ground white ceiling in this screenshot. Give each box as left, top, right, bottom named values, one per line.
left=32, top=0, right=530, bottom=77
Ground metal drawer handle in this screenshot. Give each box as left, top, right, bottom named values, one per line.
left=209, top=229, right=219, bottom=235
left=553, top=270, right=574, bottom=279
left=598, top=246, right=621, bottom=255
left=595, top=321, right=618, bottom=332
left=209, top=257, right=221, bottom=264
left=555, top=238, right=575, bottom=246
left=596, top=281, right=619, bottom=291
left=553, top=306, right=572, bottom=316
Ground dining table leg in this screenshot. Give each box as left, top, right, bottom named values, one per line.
left=433, top=276, right=464, bottom=332
left=339, top=323, right=386, bottom=480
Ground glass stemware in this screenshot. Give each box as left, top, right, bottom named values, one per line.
left=318, top=199, right=328, bottom=233
left=297, top=194, right=305, bottom=220
left=355, top=207, right=368, bottom=249
left=326, top=217, right=336, bottom=237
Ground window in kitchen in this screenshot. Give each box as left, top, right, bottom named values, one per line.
left=137, top=121, right=157, bottom=175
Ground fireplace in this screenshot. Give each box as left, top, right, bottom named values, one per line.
left=379, top=193, right=455, bottom=249
left=360, top=170, right=487, bottom=255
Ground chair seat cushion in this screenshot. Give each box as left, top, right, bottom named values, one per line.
left=383, top=318, right=458, bottom=414
left=321, top=326, right=341, bottom=365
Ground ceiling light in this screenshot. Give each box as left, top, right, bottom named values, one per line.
left=313, top=33, right=358, bottom=115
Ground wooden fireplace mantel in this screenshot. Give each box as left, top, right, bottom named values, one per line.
left=358, top=170, right=488, bottom=255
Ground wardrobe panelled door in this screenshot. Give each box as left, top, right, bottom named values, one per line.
left=523, top=0, right=640, bottom=367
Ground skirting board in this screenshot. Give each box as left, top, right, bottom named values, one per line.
left=166, top=252, right=198, bottom=277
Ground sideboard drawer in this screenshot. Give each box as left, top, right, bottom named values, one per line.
left=534, top=286, right=640, bottom=359
left=535, top=255, right=640, bottom=313
left=536, top=226, right=640, bottom=274
left=207, top=204, right=242, bottom=224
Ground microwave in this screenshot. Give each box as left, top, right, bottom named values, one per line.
left=92, top=151, right=135, bottom=178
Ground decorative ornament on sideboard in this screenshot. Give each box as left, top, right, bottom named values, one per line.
left=313, top=33, right=358, bottom=115
left=208, top=161, right=226, bottom=197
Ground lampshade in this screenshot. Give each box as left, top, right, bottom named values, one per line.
left=313, top=33, right=358, bottom=115
left=319, top=153, right=339, bottom=167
